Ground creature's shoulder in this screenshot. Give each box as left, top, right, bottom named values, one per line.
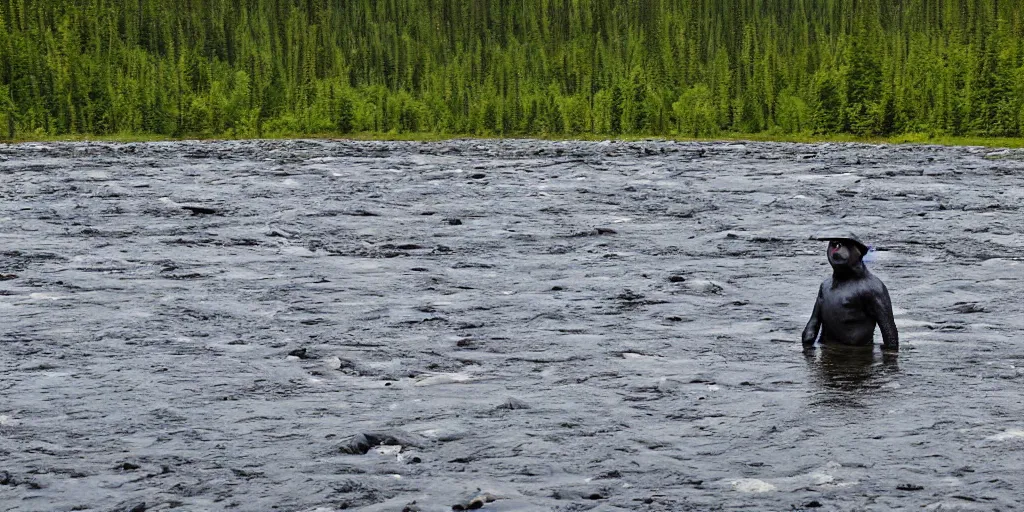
left=858, top=272, right=889, bottom=295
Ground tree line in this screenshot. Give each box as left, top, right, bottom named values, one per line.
left=1, top=0, right=1023, bottom=139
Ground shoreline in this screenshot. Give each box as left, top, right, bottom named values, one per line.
left=4, top=132, right=1024, bottom=149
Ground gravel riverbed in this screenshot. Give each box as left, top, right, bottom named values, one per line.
left=1, top=139, right=1023, bottom=511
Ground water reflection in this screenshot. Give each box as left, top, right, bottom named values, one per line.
left=804, top=345, right=900, bottom=408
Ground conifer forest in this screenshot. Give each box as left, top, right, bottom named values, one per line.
left=2, top=0, right=1024, bottom=140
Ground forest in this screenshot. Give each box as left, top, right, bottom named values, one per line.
left=1, top=0, right=1023, bottom=140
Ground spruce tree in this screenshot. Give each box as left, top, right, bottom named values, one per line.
left=1, top=0, right=1022, bottom=139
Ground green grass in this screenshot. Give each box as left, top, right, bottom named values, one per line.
left=6, top=130, right=1024, bottom=149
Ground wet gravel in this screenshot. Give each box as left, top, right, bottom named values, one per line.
left=1, top=139, right=1023, bottom=511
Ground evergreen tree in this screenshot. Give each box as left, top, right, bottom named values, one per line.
left=0, top=0, right=1022, bottom=139
left=0, top=85, right=14, bottom=139
left=336, top=89, right=354, bottom=133
left=845, top=32, right=883, bottom=136
left=672, top=84, right=717, bottom=137
left=609, top=84, right=623, bottom=134
left=813, top=70, right=844, bottom=134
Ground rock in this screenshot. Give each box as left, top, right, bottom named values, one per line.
left=325, top=356, right=355, bottom=370
left=571, top=227, right=616, bottom=237
left=451, top=490, right=497, bottom=510
left=0, top=471, right=40, bottom=489
left=549, top=487, right=609, bottom=500
left=181, top=205, right=218, bottom=215
left=231, top=467, right=264, bottom=478
left=339, top=431, right=426, bottom=455
left=495, top=398, right=531, bottom=410
left=445, top=218, right=463, bottom=225
left=616, top=289, right=644, bottom=302
left=287, top=348, right=310, bottom=359
left=804, top=500, right=823, bottom=508
left=346, top=209, right=379, bottom=217
left=897, top=483, right=924, bottom=491
left=953, top=302, right=986, bottom=314
left=0, top=273, right=16, bottom=280
left=122, top=502, right=147, bottom=512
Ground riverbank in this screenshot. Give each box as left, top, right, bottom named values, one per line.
left=5, top=131, right=1024, bottom=149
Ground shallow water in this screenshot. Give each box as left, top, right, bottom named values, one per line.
left=1, top=139, right=1022, bottom=511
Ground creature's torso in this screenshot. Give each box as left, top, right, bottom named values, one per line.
left=818, top=275, right=879, bottom=346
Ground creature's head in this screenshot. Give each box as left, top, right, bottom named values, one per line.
left=812, top=233, right=871, bottom=274
left=826, top=239, right=865, bottom=268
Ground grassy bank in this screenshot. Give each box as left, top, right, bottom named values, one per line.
left=5, top=131, right=1024, bottom=149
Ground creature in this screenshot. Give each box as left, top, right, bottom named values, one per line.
left=802, top=234, right=898, bottom=351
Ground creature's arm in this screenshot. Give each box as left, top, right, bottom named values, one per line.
left=869, top=282, right=899, bottom=350
left=801, top=286, right=823, bottom=346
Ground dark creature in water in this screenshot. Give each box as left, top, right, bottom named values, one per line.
left=802, top=234, right=898, bottom=351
